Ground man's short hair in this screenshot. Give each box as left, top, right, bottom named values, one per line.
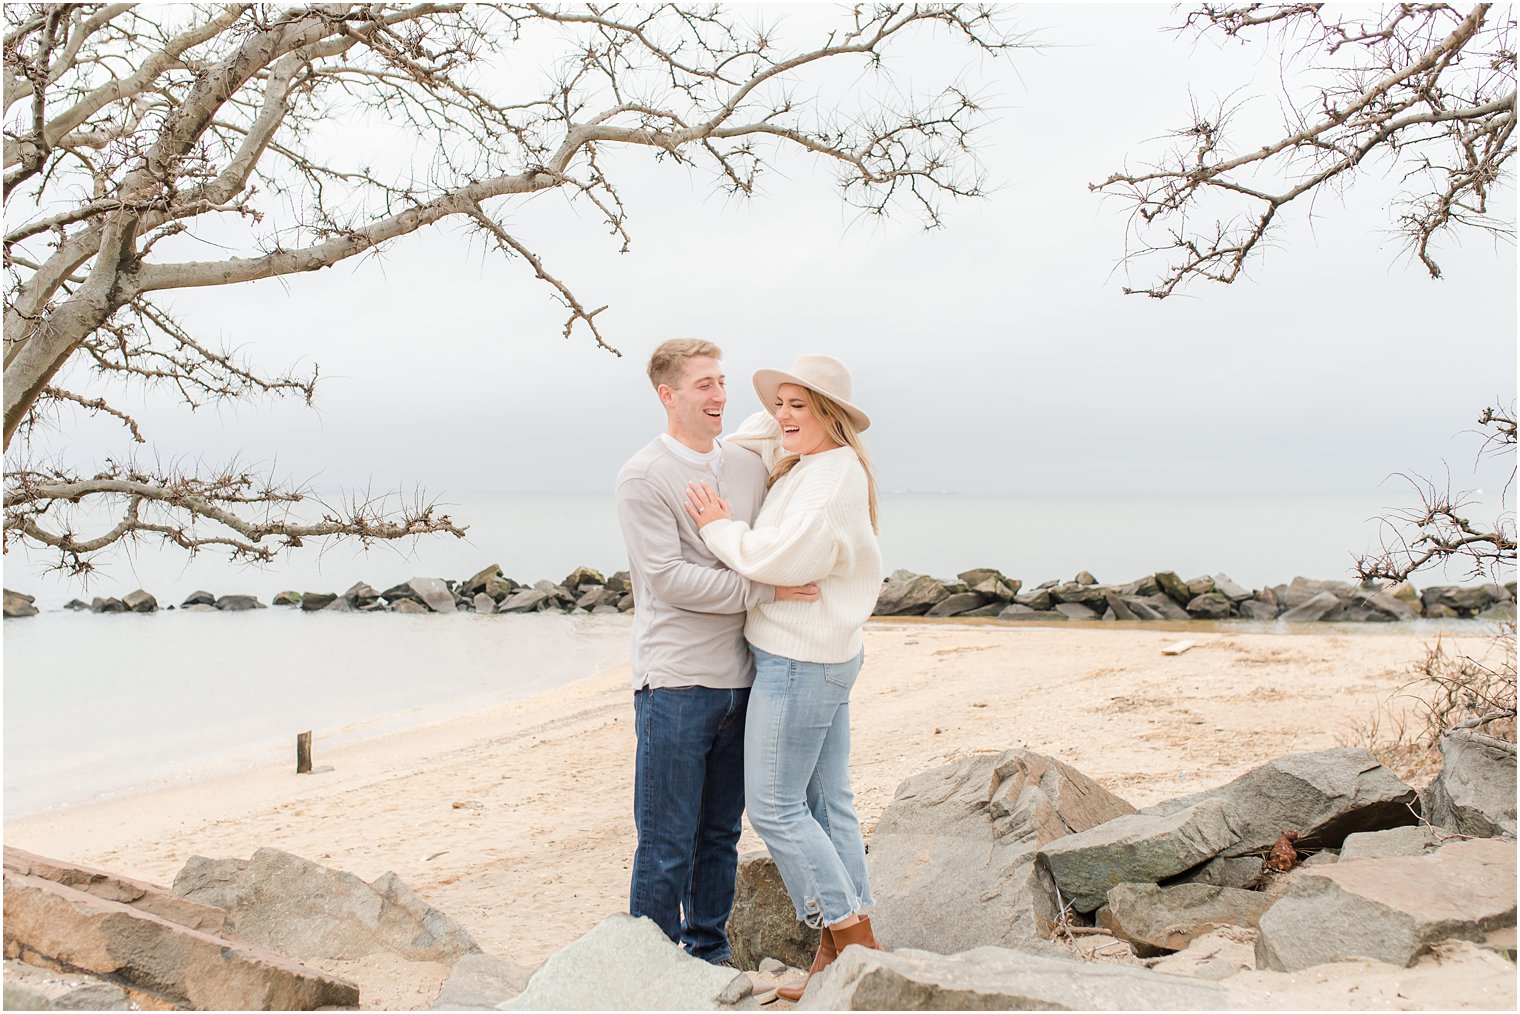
left=647, top=338, right=722, bottom=391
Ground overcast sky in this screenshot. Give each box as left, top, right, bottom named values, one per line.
left=32, top=4, right=1517, bottom=507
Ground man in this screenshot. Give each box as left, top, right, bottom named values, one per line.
left=616, top=338, right=817, bottom=964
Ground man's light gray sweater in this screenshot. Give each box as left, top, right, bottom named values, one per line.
left=615, top=436, right=772, bottom=690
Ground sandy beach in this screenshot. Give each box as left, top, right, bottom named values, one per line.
left=7, top=619, right=1514, bottom=1009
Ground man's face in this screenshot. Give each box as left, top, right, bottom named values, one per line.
left=661, top=355, right=727, bottom=446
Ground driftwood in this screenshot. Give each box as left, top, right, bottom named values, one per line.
left=296, top=731, right=312, bottom=775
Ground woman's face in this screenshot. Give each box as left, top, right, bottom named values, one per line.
left=775, top=383, right=840, bottom=455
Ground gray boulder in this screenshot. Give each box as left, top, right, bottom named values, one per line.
left=462, top=564, right=504, bottom=597
left=1236, top=599, right=1278, bottom=621
left=1255, top=838, right=1516, bottom=971
left=1351, top=588, right=1417, bottom=620
left=181, top=590, right=216, bottom=606
left=1421, top=730, right=1517, bottom=839
left=431, top=951, right=533, bottom=1010
left=874, top=571, right=949, bottom=616
left=926, top=592, right=988, bottom=617
left=299, top=591, right=336, bottom=611
left=968, top=576, right=1020, bottom=601
left=575, top=586, right=611, bottom=609
left=498, top=589, right=551, bottom=614
left=1102, top=593, right=1140, bottom=621
left=173, top=847, right=478, bottom=963
left=1211, top=573, right=1253, bottom=602
left=1139, top=594, right=1189, bottom=620
left=999, top=603, right=1063, bottom=621
left=1038, top=798, right=1240, bottom=913
left=1097, top=883, right=1275, bottom=956
left=1050, top=582, right=1107, bottom=611
left=1279, top=590, right=1340, bottom=622
left=1013, top=586, right=1054, bottom=611
left=605, top=571, right=633, bottom=595
left=89, top=596, right=125, bottom=613
left=1421, top=584, right=1501, bottom=618
left=392, top=599, right=429, bottom=614
left=870, top=750, right=1135, bottom=951
left=63, top=598, right=88, bottom=610
left=3, top=589, right=39, bottom=618
left=1170, top=855, right=1264, bottom=891
left=342, top=581, right=380, bottom=606
left=562, top=566, right=606, bottom=591
left=1281, top=577, right=1356, bottom=609
left=400, top=576, right=456, bottom=613
left=271, top=590, right=302, bottom=606
left=1154, top=571, right=1192, bottom=606
left=727, top=851, right=817, bottom=971
left=796, top=944, right=1235, bottom=1011
left=214, top=594, right=264, bottom=611
left=1143, top=748, right=1417, bottom=857
left=484, top=574, right=519, bottom=600
left=1339, top=825, right=1448, bottom=861
left=1185, top=575, right=1217, bottom=598
left=122, top=589, right=158, bottom=613
left=473, top=592, right=496, bottom=614
left=1184, top=592, right=1232, bottom=619
left=3, top=958, right=131, bottom=1010
left=1119, top=575, right=1161, bottom=597
left=1053, top=602, right=1100, bottom=620
left=500, top=914, right=750, bottom=1010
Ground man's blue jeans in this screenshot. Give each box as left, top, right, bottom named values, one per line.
left=745, top=647, right=873, bottom=928
left=630, top=685, right=748, bottom=963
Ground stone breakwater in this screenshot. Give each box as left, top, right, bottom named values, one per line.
left=3, top=565, right=1516, bottom=621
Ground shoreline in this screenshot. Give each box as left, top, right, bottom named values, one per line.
left=5, top=612, right=1500, bottom=821
left=7, top=620, right=1498, bottom=984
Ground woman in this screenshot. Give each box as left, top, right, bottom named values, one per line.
left=683, top=353, right=883, bottom=999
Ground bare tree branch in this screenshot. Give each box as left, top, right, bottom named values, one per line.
left=1094, top=4, right=1515, bottom=297
left=3, top=3, right=1027, bottom=573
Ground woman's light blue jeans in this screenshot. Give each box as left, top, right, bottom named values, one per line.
left=745, top=646, right=873, bottom=928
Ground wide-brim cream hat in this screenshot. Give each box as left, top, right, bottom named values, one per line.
left=753, top=354, right=870, bottom=432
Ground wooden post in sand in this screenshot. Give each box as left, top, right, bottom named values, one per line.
left=296, top=731, right=312, bottom=774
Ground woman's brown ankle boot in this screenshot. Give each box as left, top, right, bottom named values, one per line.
left=829, top=914, right=882, bottom=953
left=776, top=927, right=837, bottom=1002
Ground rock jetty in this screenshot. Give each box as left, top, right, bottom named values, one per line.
left=7, top=566, right=1515, bottom=622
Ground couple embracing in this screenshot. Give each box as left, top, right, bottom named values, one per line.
left=615, top=339, right=882, bottom=998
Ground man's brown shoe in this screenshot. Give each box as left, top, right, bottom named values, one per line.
left=775, top=927, right=837, bottom=1002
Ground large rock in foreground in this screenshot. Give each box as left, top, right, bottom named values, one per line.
left=3, top=869, right=358, bottom=1010
left=727, top=851, right=817, bottom=971
left=5, top=847, right=228, bottom=935
left=1039, top=798, right=1239, bottom=913
left=795, top=944, right=1236, bottom=1010
left=1097, top=883, right=1274, bottom=956
left=1255, top=838, right=1516, bottom=971
left=1421, top=730, right=1517, bottom=839
left=869, top=750, right=1135, bottom=951
left=1143, top=748, right=1417, bottom=856
left=430, top=951, right=533, bottom=1010
left=500, top=914, right=751, bottom=1010
left=174, top=847, right=478, bottom=963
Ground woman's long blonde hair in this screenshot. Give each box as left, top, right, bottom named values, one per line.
left=768, top=387, right=880, bottom=534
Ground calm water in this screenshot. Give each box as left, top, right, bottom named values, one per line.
left=7, top=491, right=1508, bottom=609
left=3, top=610, right=632, bottom=817
left=6, top=491, right=1510, bottom=816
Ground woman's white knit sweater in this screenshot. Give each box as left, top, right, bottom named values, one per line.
left=700, top=411, right=882, bottom=664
